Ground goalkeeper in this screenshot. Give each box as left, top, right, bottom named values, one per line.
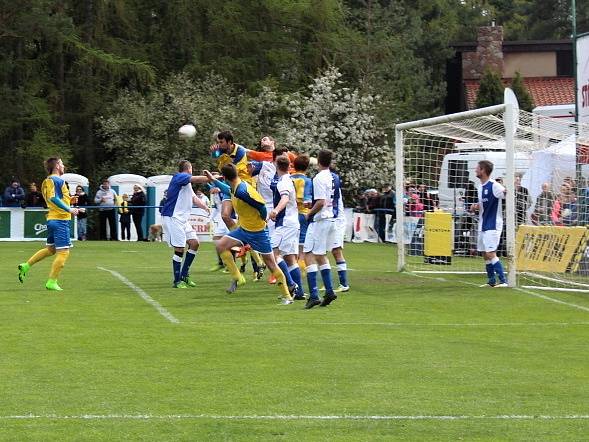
left=18, top=157, right=79, bottom=291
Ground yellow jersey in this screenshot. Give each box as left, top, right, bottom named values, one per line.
left=216, top=144, right=254, bottom=185
left=290, top=172, right=313, bottom=215
left=230, top=179, right=267, bottom=231
left=41, top=174, right=71, bottom=221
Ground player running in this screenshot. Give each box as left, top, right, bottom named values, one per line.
left=204, top=164, right=296, bottom=304
left=18, top=157, right=79, bottom=291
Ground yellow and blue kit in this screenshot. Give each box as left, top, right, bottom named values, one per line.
left=215, top=144, right=255, bottom=186
left=210, top=178, right=272, bottom=254
left=41, top=174, right=72, bottom=249
left=291, top=172, right=313, bottom=244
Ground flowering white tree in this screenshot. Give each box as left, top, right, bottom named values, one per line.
left=277, top=67, right=392, bottom=196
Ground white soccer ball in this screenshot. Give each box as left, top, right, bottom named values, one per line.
left=178, top=124, right=197, bottom=139
left=562, top=208, right=571, bottom=218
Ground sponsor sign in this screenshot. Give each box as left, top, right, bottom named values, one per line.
left=424, top=211, right=452, bottom=257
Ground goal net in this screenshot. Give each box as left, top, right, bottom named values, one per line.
left=394, top=103, right=589, bottom=292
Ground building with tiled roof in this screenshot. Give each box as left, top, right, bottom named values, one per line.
left=446, top=27, right=574, bottom=113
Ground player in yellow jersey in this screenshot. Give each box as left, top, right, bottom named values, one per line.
left=203, top=164, right=296, bottom=304
left=18, top=157, right=79, bottom=291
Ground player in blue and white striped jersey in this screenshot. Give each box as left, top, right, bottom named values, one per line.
left=470, top=160, right=508, bottom=288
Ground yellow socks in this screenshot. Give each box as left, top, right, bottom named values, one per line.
left=49, top=250, right=69, bottom=280
left=221, top=250, right=241, bottom=280
left=251, top=251, right=264, bottom=267
left=273, top=268, right=291, bottom=299
left=298, top=259, right=307, bottom=276
left=28, top=247, right=54, bottom=266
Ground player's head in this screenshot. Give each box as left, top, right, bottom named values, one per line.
left=476, top=160, right=493, bottom=180
left=44, top=157, right=64, bottom=175
left=216, top=130, right=234, bottom=153
left=260, top=135, right=275, bottom=152
left=178, top=160, right=192, bottom=174
left=275, top=155, right=290, bottom=173
left=272, top=145, right=289, bottom=161
left=293, top=154, right=310, bottom=173
left=317, top=149, right=333, bottom=168
left=221, top=163, right=238, bottom=182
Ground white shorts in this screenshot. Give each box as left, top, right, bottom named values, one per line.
left=271, top=225, right=300, bottom=256
left=477, top=229, right=501, bottom=253
left=163, top=216, right=197, bottom=248
left=212, top=215, right=230, bottom=237
left=303, top=219, right=335, bottom=255
left=330, top=217, right=346, bottom=250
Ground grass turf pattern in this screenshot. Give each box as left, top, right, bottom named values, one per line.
left=1, top=241, right=588, bottom=440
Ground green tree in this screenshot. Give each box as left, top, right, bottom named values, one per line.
left=475, top=68, right=504, bottom=108
left=510, top=71, right=534, bottom=112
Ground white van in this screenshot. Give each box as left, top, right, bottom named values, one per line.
left=437, top=142, right=532, bottom=214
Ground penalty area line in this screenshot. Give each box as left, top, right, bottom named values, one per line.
left=1, top=414, right=589, bottom=421
left=97, top=267, right=179, bottom=324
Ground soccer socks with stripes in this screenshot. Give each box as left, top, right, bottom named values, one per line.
left=220, top=250, right=241, bottom=281
left=276, top=257, right=295, bottom=286
left=181, top=249, right=197, bottom=278
left=288, top=264, right=304, bottom=297
left=306, top=264, right=319, bottom=299
left=49, top=250, right=69, bottom=280
left=336, top=261, right=348, bottom=287
left=491, top=256, right=506, bottom=284
left=485, top=260, right=496, bottom=285
left=28, top=247, right=54, bottom=266
left=272, top=268, right=292, bottom=300
left=172, top=252, right=183, bottom=284
left=319, top=263, right=334, bottom=294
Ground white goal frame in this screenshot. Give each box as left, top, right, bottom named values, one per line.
left=394, top=104, right=517, bottom=287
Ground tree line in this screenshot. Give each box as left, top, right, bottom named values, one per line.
left=1, top=0, right=586, bottom=192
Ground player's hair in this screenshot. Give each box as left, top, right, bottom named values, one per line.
left=318, top=149, right=333, bottom=168
left=44, top=157, right=61, bottom=174
left=217, top=130, right=234, bottom=143
left=275, top=155, right=290, bottom=173
left=178, top=160, right=192, bottom=172
left=478, top=160, right=494, bottom=176
left=272, top=146, right=289, bottom=161
left=221, top=163, right=238, bottom=181
left=293, top=154, right=310, bottom=172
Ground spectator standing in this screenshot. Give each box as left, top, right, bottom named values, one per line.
left=94, top=179, right=118, bottom=240
left=515, top=175, right=531, bottom=225
left=130, top=184, right=146, bottom=241
left=531, top=182, right=555, bottom=225
left=74, top=185, right=89, bottom=240
left=378, top=185, right=395, bottom=242
left=119, top=194, right=132, bottom=240
left=3, top=179, right=25, bottom=207
left=25, top=183, right=45, bottom=207
left=551, top=182, right=577, bottom=226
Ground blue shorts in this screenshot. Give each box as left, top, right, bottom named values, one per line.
left=298, top=213, right=309, bottom=245
left=227, top=227, right=272, bottom=254
left=46, top=219, right=72, bottom=249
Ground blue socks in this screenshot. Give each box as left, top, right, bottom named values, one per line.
left=485, top=260, right=496, bottom=285
left=336, top=261, right=348, bottom=287
left=180, top=249, right=197, bottom=278
left=277, top=258, right=295, bottom=286
left=491, top=257, right=506, bottom=284
left=172, top=253, right=182, bottom=284
left=319, top=263, right=334, bottom=294
left=306, top=264, right=319, bottom=299
left=288, top=264, right=304, bottom=297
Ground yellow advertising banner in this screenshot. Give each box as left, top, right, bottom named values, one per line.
left=515, top=226, right=588, bottom=272
left=424, top=211, right=453, bottom=257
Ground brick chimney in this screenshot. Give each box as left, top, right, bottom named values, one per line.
left=462, top=26, right=504, bottom=80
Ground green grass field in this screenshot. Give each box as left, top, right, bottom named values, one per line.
left=1, top=241, right=588, bottom=441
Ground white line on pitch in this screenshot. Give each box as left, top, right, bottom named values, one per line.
left=183, top=321, right=589, bottom=327
left=1, top=414, right=589, bottom=421
left=409, top=271, right=589, bottom=314
left=97, top=267, right=179, bottom=324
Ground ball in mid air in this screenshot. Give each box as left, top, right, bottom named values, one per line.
left=178, top=124, right=197, bottom=139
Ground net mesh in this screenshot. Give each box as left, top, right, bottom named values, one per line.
left=398, top=108, right=589, bottom=291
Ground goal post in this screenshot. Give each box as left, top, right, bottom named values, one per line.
left=394, top=104, right=517, bottom=286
